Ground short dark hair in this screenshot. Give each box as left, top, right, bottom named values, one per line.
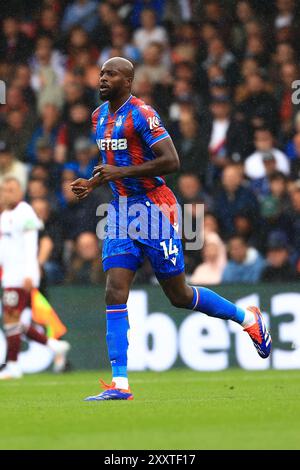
left=228, top=234, right=247, bottom=245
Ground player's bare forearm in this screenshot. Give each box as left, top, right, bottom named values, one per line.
left=70, top=175, right=101, bottom=200
left=93, top=138, right=180, bottom=182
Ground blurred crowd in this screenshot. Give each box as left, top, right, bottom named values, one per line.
left=1, top=0, right=300, bottom=285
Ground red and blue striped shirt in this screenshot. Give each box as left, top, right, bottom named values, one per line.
left=92, top=95, right=170, bottom=197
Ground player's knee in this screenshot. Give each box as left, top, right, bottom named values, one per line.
left=3, top=311, right=20, bottom=325
left=168, top=291, right=191, bottom=309
left=105, top=285, right=129, bottom=305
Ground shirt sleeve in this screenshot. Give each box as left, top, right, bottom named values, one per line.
left=134, top=105, right=170, bottom=148
left=23, top=229, right=39, bottom=280
left=20, top=204, right=44, bottom=232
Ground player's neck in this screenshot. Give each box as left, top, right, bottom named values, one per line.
left=109, top=92, right=132, bottom=114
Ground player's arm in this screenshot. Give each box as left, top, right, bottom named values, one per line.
left=70, top=174, right=102, bottom=200
left=92, top=106, right=180, bottom=182
left=92, top=137, right=180, bottom=183
left=23, top=230, right=38, bottom=292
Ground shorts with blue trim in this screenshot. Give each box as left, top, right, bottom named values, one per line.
left=102, top=185, right=185, bottom=280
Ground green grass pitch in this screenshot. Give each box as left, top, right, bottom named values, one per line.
left=0, top=369, right=299, bottom=450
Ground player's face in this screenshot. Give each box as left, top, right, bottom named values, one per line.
left=1, top=181, right=23, bottom=208
left=99, top=65, right=128, bottom=100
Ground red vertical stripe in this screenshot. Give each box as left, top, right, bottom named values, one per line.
left=104, top=116, right=128, bottom=196
left=147, top=186, right=179, bottom=227
left=125, top=111, right=155, bottom=192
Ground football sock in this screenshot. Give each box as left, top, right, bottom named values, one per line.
left=106, top=304, right=130, bottom=389
left=4, top=323, right=23, bottom=362
left=24, top=325, right=48, bottom=345
left=188, top=286, right=250, bottom=325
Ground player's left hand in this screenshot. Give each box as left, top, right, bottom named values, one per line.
left=92, top=164, right=125, bottom=182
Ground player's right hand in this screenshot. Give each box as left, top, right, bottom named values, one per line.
left=70, top=178, right=92, bottom=200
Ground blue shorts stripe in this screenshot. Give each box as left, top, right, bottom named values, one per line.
left=155, top=267, right=185, bottom=280
left=103, top=254, right=141, bottom=272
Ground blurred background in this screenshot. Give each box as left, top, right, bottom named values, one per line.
left=1, top=0, right=300, bottom=288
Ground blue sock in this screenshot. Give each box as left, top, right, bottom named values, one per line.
left=106, top=304, right=129, bottom=378
left=188, top=286, right=245, bottom=324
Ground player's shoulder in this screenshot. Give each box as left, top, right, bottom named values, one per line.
left=92, top=101, right=108, bottom=120
left=15, top=201, right=37, bottom=220
left=130, top=96, right=159, bottom=120
left=16, top=201, right=32, bottom=213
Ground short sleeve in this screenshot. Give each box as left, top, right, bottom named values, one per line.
left=91, top=107, right=101, bottom=133
left=134, top=105, right=170, bottom=148
left=19, top=203, right=43, bottom=232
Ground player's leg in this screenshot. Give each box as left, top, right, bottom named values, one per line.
left=105, top=267, right=134, bottom=386
left=105, top=266, right=134, bottom=389
left=85, top=267, right=135, bottom=401
left=20, top=307, right=70, bottom=368
left=158, top=272, right=272, bottom=358
left=0, top=289, right=24, bottom=379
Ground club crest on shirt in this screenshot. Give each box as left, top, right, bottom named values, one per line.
left=115, top=115, right=123, bottom=127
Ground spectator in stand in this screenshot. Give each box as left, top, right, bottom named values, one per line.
left=29, top=35, right=65, bottom=113
left=37, top=6, right=61, bottom=47
left=287, top=184, right=300, bottom=255
left=190, top=232, right=227, bottom=285
left=0, top=16, right=33, bottom=64
left=65, top=232, right=105, bottom=284
left=238, top=73, right=279, bottom=134
left=61, top=79, right=94, bottom=121
left=289, top=133, right=300, bottom=180
left=274, top=0, right=298, bottom=31
left=260, top=171, right=290, bottom=215
left=64, top=137, right=97, bottom=180
left=0, top=141, right=28, bottom=191
left=59, top=178, right=99, bottom=241
left=133, top=8, right=168, bottom=54
left=61, top=0, right=99, bottom=34
left=171, top=21, right=198, bottom=65
left=233, top=210, right=263, bottom=251
left=204, top=212, right=221, bottom=236
left=231, top=0, right=256, bottom=55
left=175, top=112, right=209, bottom=179
left=66, top=26, right=99, bottom=72
left=12, top=64, right=36, bottom=109
left=202, top=37, right=239, bottom=87
left=214, top=164, right=259, bottom=238
left=249, top=152, right=281, bottom=200
left=176, top=173, right=213, bottom=211
left=92, top=2, right=120, bottom=50
left=55, top=102, right=93, bottom=163
left=0, top=109, right=34, bottom=162
left=27, top=178, right=58, bottom=210
left=98, top=22, right=141, bottom=66
left=222, top=235, right=266, bottom=283
left=201, top=0, right=232, bottom=40
left=164, top=0, right=192, bottom=25
left=1, top=85, right=29, bottom=121
left=244, top=21, right=270, bottom=68
left=27, top=103, right=61, bottom=163
left=201, top=95, right=251, bottom=183
left=176, top=172, right=212, bottom=274
left=244, top=127, right=290, bottom=180
left=260, top=231, right=298, bottom=282
left=31, top=197, right=64, bottom=285
left=270, top=42, right=296, bottom=84
left=134, top=42, right=172, bottom=91
left=34, top=136, right=62, bottom=191
left=276, top=62, right=300, bottom=138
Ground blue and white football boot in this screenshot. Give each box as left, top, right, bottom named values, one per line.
left=84, top=379, right=134, bottom=401
left=244, top=306, right=272, bottom=358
